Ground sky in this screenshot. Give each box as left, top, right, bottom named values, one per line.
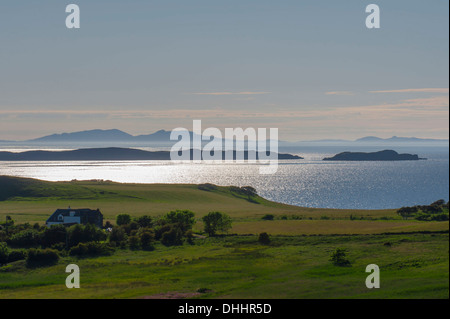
left=0, top=0, right=448, bottom=141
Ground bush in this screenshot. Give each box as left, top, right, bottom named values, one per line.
left=41, top=224, right=67, bottom=248
left=162, top=210, right=196, bottom=233
left=258, top=232, right=271, bottom=245
left=116, top=214, right=132, bottom=226
left=431, top=213, right=449, bottom=221
left=0, top=242, right=9, bottom=265
left=26, top=248, right=59, bottom=268
left=202, top=212, right=232, bottom=237
left=128, top=235, right=140, bottom=250
left=67, top=224, right=106, bottom=248
left=109, top=226, right=127, bottom=244
left=139, top=229, right=155, bottom=251
left=161, top=225, right=184, bottom=247
left=7, top=250, right=27, bottom=263
left=198, top=183, right=218, bottom=192
left=69, top=242, right=113, bottom=257
left=261, top=214, right=274, bottom=221
left=330, top=248, right=351, bottom=267
left=9, top=229, right=40, bottom=248
left=135, top=215, right=153, bottom=228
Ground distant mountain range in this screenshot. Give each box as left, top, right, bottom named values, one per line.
left=0, top=129, right=447, bottom=146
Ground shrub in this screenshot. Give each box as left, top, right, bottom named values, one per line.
left=139, top=229, right=155, bottom=251
left=69, top=242, right=113, bottom=257
left=185, top=230, right=194, bottom=245
left=109, top=226, right=127, bottom=244
left=135, top=215, right=153, bottom=228
left=162, top=210, right=196, bottom=233
left=116, top=214, right=132, bottom=226
left=161, top=225, right=184, bottom=247
left=330, top=248, right=351, bottom=267
left=26, top=248, right=59, bottom=268
left=202, top=212, right=232, bottom=237
left=7, top=250, right=27, bottom=263
left=198, top=184, right=218, bottom=192
left=9, top=229, right=40, bottom=248
left=0, top=242, right=9, bottom=265
left=128, top=235, right=140, bottom=250
left=66, top=224, right=105, bottom=248
left=41, top=224, right=67, bottom=248
left=258, top=232, right=271, bottom=245
left=261, top=214, right=274, bottom=221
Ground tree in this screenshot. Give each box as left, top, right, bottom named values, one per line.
left=258, top=232, right=271, bottom=245
left=9, top=229, right=40, bottom=248
left=0, top=242, right=9, bottom=265
left=397, top=206, right=418, bottom=220
left=330, top=248, right=351, bottom=267
left=109, top=226, right=127, bottom=244
left=135, top=215, right=153, bottom=228
left=161, top=225, right=184, bottom=246
left=139, top=229, right=155, bottom=250
left=116, top=214, right=132, bottom=226
left=26, top=248, right=59, bottom=268
left=41, top=224, right=67, bottom=248
left=162, top=210, right=196, bottom=233
left=202, top=212, right=232, bottom=237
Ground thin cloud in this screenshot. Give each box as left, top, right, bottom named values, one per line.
left=325, top=91, right=354, bottom=96
left=191, top=91, right=271, bottom=96
left=370, top=88, right=449, bottom=94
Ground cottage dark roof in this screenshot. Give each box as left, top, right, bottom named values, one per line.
left=46, top=208, right=103, bottom=227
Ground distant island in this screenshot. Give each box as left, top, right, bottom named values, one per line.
left=0, top=147, right=303, bottom=161
left=323, top=150, right=426, bottom=161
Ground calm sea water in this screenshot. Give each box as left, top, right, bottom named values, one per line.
left=0, top=146, right=448, bottom=210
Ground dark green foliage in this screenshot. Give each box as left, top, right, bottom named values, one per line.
left=258, top=232, right=271, bottom=245
left=330, top=248, right=351, bottom=267
left=7, top=250, right=27, bottom=263
left=67, top=224, right=106, bottom=248
left=104, top=221, right=113, bottom=229
left=9, top=229, right=40, bottom=248
left=139, top=229, right=155, bottom=251
left=202, top=212, right=232, bottom=237
left=397, top=200, right=449, bottom=221
left=185, top=230, right=194, bottom=245
left=69, top=242, right=113, bottom=257
left=128, top=235, right=140, bottom=250
left=261, top=214, right=274, bottom=221
left=116, top=214, right=132, bottom=226
left=161, top=225, right=184, bottom=246
left=397, top=206, right=418, bottom=219
left=26, top=248, right=59, bottom=268
left=162, top=210, right=196, bottom=233
left=198, top=183, right=218, bottom=192
left=0, top=242, right=9, bottom=265
left=41, top=224, right=67, bottom=248
left=134, top=215, right=153, bottom=228
left=109, top=226, right=127, bottom=244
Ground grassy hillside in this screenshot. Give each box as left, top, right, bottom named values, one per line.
left=0, top=176, right=448, bottom=235
left=0, top=233, right=448, bottom=299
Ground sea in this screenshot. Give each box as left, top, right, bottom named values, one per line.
left=0, top=144, right=448, bottom=210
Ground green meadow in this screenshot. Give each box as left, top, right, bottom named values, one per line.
left=0, top=176, right=448, bottom=299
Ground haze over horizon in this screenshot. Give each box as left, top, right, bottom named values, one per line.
left=0, top=0, right=448, bottom=141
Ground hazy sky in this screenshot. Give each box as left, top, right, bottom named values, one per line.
left=0, top=0, right=448, bottom=141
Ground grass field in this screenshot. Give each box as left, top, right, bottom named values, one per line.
left=0, top=176, right=441, bottom=236
left=0, top=233, right=448, bottom=299
left=0, top=176, right=448, bottom=299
